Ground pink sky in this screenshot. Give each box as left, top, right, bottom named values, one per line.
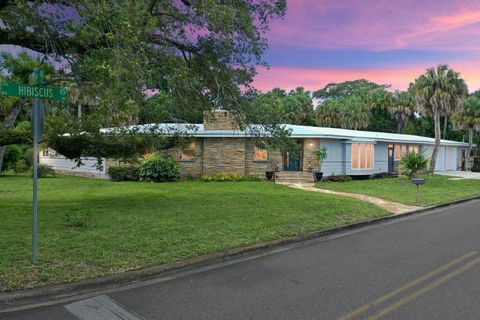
left=254, top=0, right=480, bottom=92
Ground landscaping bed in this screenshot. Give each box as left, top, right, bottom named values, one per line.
left=0, top=175, right=388, bottom=292
left=317, top=174, right=480, bottom=206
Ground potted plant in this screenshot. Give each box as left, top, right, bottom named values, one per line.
left=312, top=146, right=327, bottom=181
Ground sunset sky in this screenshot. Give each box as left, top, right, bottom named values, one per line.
left=254, top=0, right=480, bottom=92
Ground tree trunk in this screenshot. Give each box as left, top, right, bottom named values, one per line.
left=0, top=103, right=23, bottom=172
left=443, top=116, right=448, bottom=140
left=430, top=109, right=441, bottom=173
left=466, top=128, right=473, bottom=171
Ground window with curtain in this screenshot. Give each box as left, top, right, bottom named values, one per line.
left=352, top=143, right=374, bottom=169
left=254, top=145, right=268, bottom=161
left=395, top=144, right=420, bottom=160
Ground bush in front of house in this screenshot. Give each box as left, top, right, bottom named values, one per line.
left=33, top=164, right=56, bottom=178
left=107, top=166, right=140, bottom=181
left=139, top=155, right=180, bottom=182
left=370, top=172, right=397, bottom=179
left=202, top=172, right=262, bottom=182
left=322, top=173, right=352, bottom=182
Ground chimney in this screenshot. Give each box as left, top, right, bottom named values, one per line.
left=203, top=110, right=242, bottom=130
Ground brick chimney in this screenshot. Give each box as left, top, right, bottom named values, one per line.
left=203, top=110, right=242, bottom=130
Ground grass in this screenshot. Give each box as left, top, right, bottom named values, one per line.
left=0, top=175, right=388, bottom=292
left=317, top=174, right=480, bottom=206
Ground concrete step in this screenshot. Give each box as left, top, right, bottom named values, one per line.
left=275, top=171, right=314, bottom=183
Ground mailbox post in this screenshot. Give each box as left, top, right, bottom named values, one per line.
left=412, top=178, right=426, bottom=205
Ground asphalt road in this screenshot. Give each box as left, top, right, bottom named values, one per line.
left=3, top=199, right=480, bottom=320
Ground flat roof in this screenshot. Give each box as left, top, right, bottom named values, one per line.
left=109, top=123, right=469, bottom=147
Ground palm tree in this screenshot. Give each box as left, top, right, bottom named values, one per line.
left=387, top=90, right=415, bottom=133
left=340, top=95, right=370, bottom=130
left=453, top=96, right=480, bottom=171
left=315, top=99, right=342, bottom=127
left=413, top=65, right=468, bottom=172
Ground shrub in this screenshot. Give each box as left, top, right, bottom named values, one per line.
left=140, top=155, right=180, bottom=182
left=64, top=211, right=92, bottom=228
left=322, top=174, right=352, bottom=182
left=34, top=164, right=56, bottom=178
left=400, top=151, right=429, bottom=178
left=107, top=166, right=140, bottom=181
left=1, top=145, right=23, bottom=173
left=371, top=172, right=397, bottom=179
left=201, top=172, right=262, bottom=182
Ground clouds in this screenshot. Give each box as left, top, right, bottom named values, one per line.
left=254, top=0, right=480, bottom=91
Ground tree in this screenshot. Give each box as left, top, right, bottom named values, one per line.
left=453, top=96, right=480, bottom=171
left=413, top=65, right=468, bottom=172
left=313, top=79, right=389, bottom=100
left=387, top=90, right=415, bottom=133
left=0, top=52, right=56, bottom=171
left=341, top=95, right=370, bottom=130
left=314, top=99, right=342, bottom=128
left=1, top=0, right=287, bottom=163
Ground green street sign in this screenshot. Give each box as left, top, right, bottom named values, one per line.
left=0, top=82, right=68, bottom=101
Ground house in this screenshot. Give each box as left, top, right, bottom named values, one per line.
left=40, top=111, right=470, bottom=181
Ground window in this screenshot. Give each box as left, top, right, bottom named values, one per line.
left=42, top=149, right=49, bottom=157
left=351, top=143, right=374, bottom=169
left=254, top=145, right=268, bottom=161
left=181, top=142, right=196, bottom=160
left=395, top=144, right=420, bottom=160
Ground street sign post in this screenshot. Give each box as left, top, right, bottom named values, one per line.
left=1, top=68, right=68, bottom=264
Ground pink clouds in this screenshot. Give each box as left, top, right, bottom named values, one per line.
left=254, top=63, right=480, bottom=92
left=267, top=0, right=480, bottom=51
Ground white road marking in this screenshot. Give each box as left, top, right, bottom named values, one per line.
left=65, top=295, right=145, bottom=320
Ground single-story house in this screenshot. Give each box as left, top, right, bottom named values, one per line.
left=40, top=111, right=471, bottom=180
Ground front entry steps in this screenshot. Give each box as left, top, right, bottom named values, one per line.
left=275, top=171, right=314, bottom=184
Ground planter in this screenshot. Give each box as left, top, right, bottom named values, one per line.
left=314, top=172, right=324, bottom=182
left=265, top=171, right=275, bottom=181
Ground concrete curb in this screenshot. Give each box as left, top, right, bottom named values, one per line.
left=1, top=195, right=480, bottom=312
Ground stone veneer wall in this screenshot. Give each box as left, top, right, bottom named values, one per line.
left=202, top=137, right=246, bottom=174
left=203, top=110, right=242, bottom=130
left=302, top=138, right=321, bottom=171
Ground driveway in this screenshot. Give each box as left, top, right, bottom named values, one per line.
left=436, top=171, right=480, bottom=179
left=4, top=199, right=480, bottom=320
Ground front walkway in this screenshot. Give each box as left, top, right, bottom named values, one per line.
left=277, top=182, right=419, bottom=214
left=436, top=171, right=480, bottom=179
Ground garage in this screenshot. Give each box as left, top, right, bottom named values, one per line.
left=446, top=147, right=457, bottom=171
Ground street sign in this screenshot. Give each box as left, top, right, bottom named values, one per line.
left=0, top=82, right=68, bottom=101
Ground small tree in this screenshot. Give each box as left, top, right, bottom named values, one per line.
left=312, top=146, right=327, bottom=172
left=400, top=151, right=429, bottom=178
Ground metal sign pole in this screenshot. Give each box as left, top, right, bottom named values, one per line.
left=32, top=98, right=39, bottom=264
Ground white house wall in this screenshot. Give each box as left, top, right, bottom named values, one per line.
left=40, top=154, right=107, bottom=178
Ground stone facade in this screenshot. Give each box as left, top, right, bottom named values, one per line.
left=302, top=138, right=321, bottom=171
left=203, top=110, right=243, bottom=130
left=202, top=137, right=246, bottom=175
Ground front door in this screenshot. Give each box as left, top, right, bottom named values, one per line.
left=285, top=151, right=301, bottom=171
left=388, top=144, right=394, bottom=173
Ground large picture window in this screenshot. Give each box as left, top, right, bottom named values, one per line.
left=181, top=142, right=196, bottom=160
left=394, top=144, right=420, bottom=160
left=352, top=143, right=374, bottom=170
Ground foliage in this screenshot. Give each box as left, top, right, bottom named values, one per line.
left=322, top=174, right=352, bottom=183
left=64, top=211, right=93, bottom=228
left=370, top=172, right=397, bottom=179
left=139, top=155, right=180, bottom=182
left=107, top=166, right=140, bottom=182
left=201, top=172, right=262, bottom=182
left=313, top=79, right=389, bottom=100
left=452, top=96, right=480, bottom=170
left=387, top=90, right=415, bottom=133
left=254, top=87, right=315, bottom=125
left=399, top=151, right=429, bottom=178
left=312, top=146, right=327, bottom=171
left=35, top=164, right=56, bottom=178
left=413, top=64, right=468, bottom=172
left=1, top=0, right=288, bottom=160
left=1, top=145, right=23, bottom=173
left=315, top=95, right=370, bottom=130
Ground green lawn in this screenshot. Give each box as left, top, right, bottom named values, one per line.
left=317, top=175, right=480, bottom=206
left=0, top=175, right=388, bottom=292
